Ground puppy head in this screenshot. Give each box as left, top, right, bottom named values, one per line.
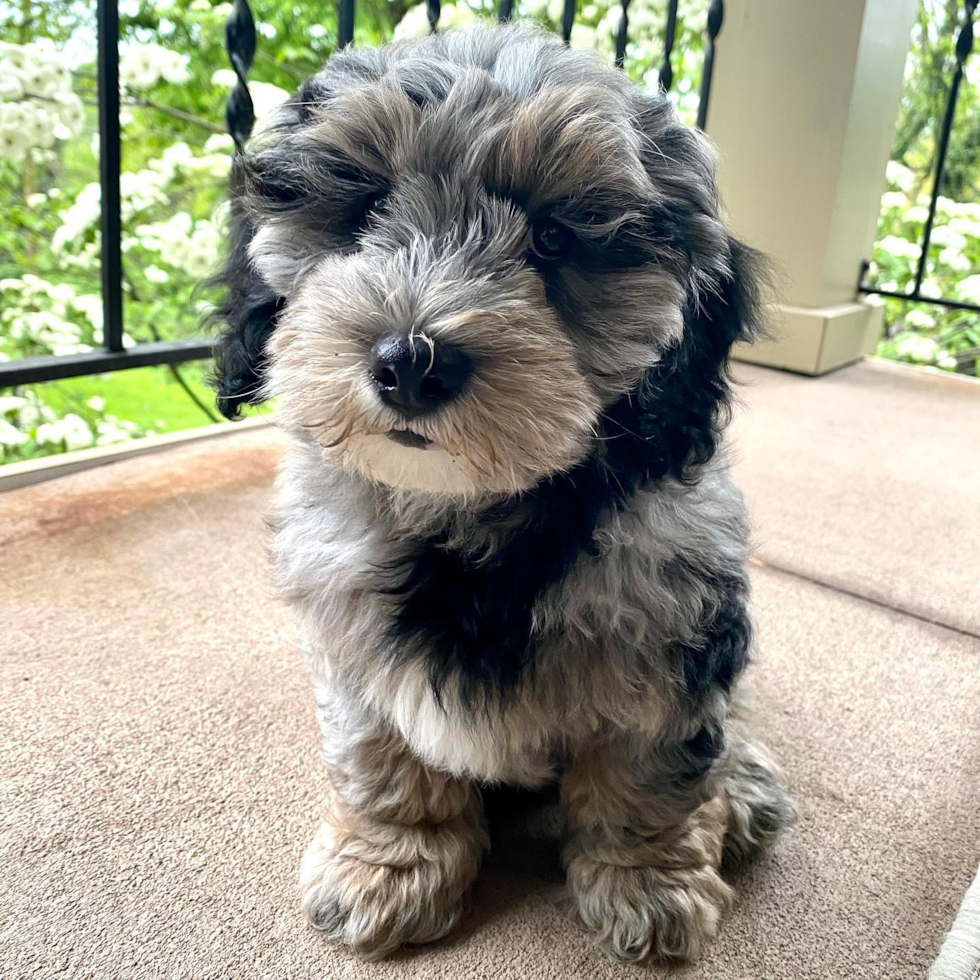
left=213, top=23, right=764, bottom=497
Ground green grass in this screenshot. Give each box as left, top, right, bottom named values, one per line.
left=29, top=360, right=218, bottom=435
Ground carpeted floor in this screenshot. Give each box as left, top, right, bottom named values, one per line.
left=2, top=359, right=978, bottom=980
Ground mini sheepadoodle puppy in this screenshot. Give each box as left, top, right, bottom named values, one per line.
left=212, top=21, right=795, bottom=964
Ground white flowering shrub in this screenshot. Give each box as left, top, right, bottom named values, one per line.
left=0, top=0, right=319, bottom=465
left=0, top=40, right=85, bottom=163
left=868, top=162, right=980, bottom=378
left=863, top=0, right=980, bottom=377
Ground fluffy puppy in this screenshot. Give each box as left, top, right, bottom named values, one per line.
left=212, top=21, right=795, bottom=964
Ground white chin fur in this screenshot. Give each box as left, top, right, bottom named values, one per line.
left=346, top=433, right=482, bottom=495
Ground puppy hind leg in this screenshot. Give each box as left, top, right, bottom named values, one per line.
left=720, top=735, right=796, bottom=867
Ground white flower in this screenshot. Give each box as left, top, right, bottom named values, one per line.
left=903, top=309, right=935, bottom=330
left=0, top=40, right=27, bottom=70
left=570, top=23, right=598, bottom=48
left=120, top=46, right=160, bottom=91
left=0, top=67, right=25, bottom=101
left=204, top=132, right=234, bottom=153
left=54, top=94, right=85, bottom=137
left=957, top=275, right=980, bottom=304
left=53, top=182, right=101, bottom=252
left=394, top=3, right=431, bottom=37
left=251, top=81, right=291, bottom=121
left=159, top=49, right=191, bottom=85
left=949, top=217, right=980, bottom=240
left=145, top=264, right=170, bottom=283
left=17, top=393, right=50, bottom=429
left=26, top=192, right=47, bottom=208
left=946, top=202, right=980, bottom=221
left=86, top=396, right=106, bottom=412
left=0, top=395, right=27, bottom=415
left=0, top=127, right=29, bottom=163
left=440, top=4, right=477, bottom=29
left=120, top=43, right=187, bottom=91
left=878, top=235, right=921, bottom=261
left=885, top=160, right=915, bottom=193
left=929, top=225, right=966, bottom=250
left=519, top=0, right=550, bottom=16
left=37, top=413, right=95, bottom=451
left=211, top=70, right=289, bottom=121
left=904, top=206, right=929, bottom=224
left=96, top=416, right=140, bottom=446
left=24, top=310, right=82, bottom=350
left=938, top=247, right=970, bottom=273
left=895, top=335, right=938, bottom=363
left=0, top=417, right=28, bottom=449
left=72, top=294, right=104, bottom=331
left=880, top=191, right=907, bottom=211
left=49, top=282, right=76, bottom=303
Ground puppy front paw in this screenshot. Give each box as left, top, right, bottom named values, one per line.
left=300, top=817, right=483, bottom=959
left=566, top=852, right=734, bottom=963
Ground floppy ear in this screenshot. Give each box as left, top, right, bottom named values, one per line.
left=209, top=57, right=388, bottom=419
left=593, top=96, right=770, bottom=484
left=209, top=157, right=286, bottom=420
left=601, top=231, right=767, bottom=487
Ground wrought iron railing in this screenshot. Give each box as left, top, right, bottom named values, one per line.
left=0, top=0, right=725, bottom=390
left=858, top=0, right=979, bottom=318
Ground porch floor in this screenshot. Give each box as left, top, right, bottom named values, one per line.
left=2, top=359, right=979, bottom=980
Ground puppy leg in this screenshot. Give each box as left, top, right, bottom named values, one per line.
left=301, top=692, right=487, bottom=959
left=720, top=734, right=796, bottom=866
left=562, top=728, right=734, bottom=963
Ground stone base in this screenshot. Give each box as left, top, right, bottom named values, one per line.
left=733, top=299, right=884, bottom=376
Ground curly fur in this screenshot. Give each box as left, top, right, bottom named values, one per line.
left=211, top=22, right=794, bottom=964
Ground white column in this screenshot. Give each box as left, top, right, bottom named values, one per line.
left=705, top=0, right=918, bottom=374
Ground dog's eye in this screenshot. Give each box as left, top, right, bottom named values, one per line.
left=531, top=218, right=574, bottom=260
left=361, top=190, right=388, bottom=224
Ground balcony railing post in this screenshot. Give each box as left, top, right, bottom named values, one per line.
left=615, top=0, right=632, bottom=69
left=427, top=0, right=441, bottom=33
left=96, top=0, right=124, bottom=354
left=910, top=0, right=976, bottom=297
left=338, top=0, right=356, bottom=48
left=561, top=0, right=575, bottom=44
left=696, top=0, right=723, bottom=130
left=225, top=0, right=256, bottom=153
left=657, top=0, right=678, bottom=90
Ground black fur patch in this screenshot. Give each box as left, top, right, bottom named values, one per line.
left=678, top=584, right=752, bottom=706
left=386, top=240, right=761, bottom=706
left=210, top=164, right=286, bottom=419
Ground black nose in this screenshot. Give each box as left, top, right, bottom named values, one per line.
left=369, top=333, right=470, bottom=416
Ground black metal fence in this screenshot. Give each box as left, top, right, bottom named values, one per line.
left=0, top=0, right=728, bottom=390
left=858, top=0, right=979, bottom=319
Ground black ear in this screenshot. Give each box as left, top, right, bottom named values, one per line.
left=210, top=164, right=285, bottom=420
left=602, top=234, right=768, bottom=488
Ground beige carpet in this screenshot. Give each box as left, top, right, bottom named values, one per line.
left=2, top=359, right=979, bottom=980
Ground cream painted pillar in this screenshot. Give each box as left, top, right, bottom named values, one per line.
left=705, top=0, right=918, bottom=374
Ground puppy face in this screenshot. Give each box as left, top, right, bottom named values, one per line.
left=214, top=25, right=756, bottom=497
